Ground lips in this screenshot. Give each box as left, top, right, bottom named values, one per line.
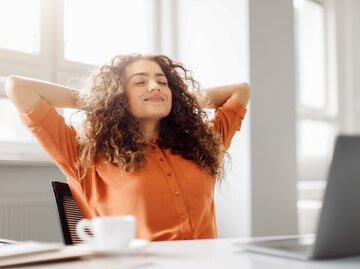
left=144, top=94, right=165, bottom=101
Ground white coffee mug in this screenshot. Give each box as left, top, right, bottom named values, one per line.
left=76, top=215, right=136, bottom=251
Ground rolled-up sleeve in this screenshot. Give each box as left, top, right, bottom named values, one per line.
left=20, top=99, right=79, bottom=179
left=212, top=98, right=247, bottom=150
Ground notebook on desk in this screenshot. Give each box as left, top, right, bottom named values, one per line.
left=0, top=241, right=94, bottom=267
left=240, top=135, right=360, bottom=260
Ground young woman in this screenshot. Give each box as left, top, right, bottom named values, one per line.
left=5, top=54, right=250, bottom=241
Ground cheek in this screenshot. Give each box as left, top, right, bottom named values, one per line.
left=167, top=89, right=172, bottom=101
left=126, top=92, right=141, bottom=114
left=127, top=93, right=136, bottom=105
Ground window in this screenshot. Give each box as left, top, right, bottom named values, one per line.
left=63, top=0, right=154, bottom=66
left=294, top=0, right=338, bottom=234
left=295, top=0, right=337, bottom=181
left=0, top=0, right=41, bottom=54
left=296, top=0, right=326, bottom=110
left=0, top=98, right=33, bottom=143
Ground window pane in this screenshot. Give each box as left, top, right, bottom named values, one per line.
left=295, top=0, right=326, bottom=109
left=63, top=108, right=86, bottom=133
left=64, top=0, right=153, bottom=65
left=0, top=0, right=40, bottom=54
left=0, top=76, right=5, bottom=95
left=297, top=119, right=335, bottom=160
left=0, top=98, right=34, bottom=143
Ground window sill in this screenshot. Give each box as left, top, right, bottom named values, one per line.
left=0, top=155, right=54, bottom=166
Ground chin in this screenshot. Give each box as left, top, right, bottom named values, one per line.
left=148, top=109, right=171, bottom=118
left=153, top=112, right=171, bottom=119
left=136, top=111, right=170, bottom=121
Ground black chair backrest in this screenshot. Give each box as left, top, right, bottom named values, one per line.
left=51, top=181, right=84, bottom=245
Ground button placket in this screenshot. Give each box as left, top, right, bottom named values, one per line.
left=156, top=150, right=191, bottom=235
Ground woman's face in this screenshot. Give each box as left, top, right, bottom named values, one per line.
left=124, top=59, right=172, bottom=122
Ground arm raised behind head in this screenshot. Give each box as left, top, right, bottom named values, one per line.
left=5, top=75, right=79, bottom=113
left=202, top=82, right=250, bottom=109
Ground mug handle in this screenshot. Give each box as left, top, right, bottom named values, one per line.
left=76, top=219, right=94, bottom=242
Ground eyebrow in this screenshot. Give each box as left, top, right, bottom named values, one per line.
left=127, top=72, right=167, bottom=82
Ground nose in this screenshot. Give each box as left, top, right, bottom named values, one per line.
left=148, top=80, right=160, bottom=92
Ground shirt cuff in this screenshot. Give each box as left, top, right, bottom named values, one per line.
left=19, top=99, right=52, bottom=126
left=220, top=98, right=247, bottom=118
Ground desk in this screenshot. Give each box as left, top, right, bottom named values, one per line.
left=14, top=238, right=360, bottom=268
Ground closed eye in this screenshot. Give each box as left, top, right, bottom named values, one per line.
left=135, top=81, right=145, bottom=85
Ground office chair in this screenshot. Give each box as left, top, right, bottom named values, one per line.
left=51, top=181, right=84, bottom=245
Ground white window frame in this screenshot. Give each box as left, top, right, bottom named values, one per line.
left=295, top=0, right=338, bottom=183
left=0, top=77, right=5, bottom=96
left=294, top=0, right=338, bottom=234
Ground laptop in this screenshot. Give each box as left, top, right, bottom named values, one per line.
left=241, top=135, right=360, bottom=260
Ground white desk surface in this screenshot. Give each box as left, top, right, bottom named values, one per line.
left=13, top=237, right=360, bottom=269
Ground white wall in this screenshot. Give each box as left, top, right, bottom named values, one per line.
left=0, top=164, right=64, bottom=242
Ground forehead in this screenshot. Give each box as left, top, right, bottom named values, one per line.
left=125, top=59, right=164, bottom=78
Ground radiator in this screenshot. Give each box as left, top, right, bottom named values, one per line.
left=0, top=197, right=62, bottom=242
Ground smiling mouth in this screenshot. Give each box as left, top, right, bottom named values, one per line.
left=144, top=96, right=165, bottom=101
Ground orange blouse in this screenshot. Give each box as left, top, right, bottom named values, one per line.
left=20, top=98, right=246, bottom=241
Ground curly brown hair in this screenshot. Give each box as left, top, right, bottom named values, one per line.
left=76, top=54, right=225, bottom=180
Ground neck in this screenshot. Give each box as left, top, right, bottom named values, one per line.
left=138, top=120, right=160, bottom=143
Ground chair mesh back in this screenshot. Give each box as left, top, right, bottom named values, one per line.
left=51, top=181, right=84, bottom=245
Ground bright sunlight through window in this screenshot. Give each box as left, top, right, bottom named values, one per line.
left=297, top=119, right=335, bottom=160
left=64, top=0, right=153, bottom=66
left=0, top=0, right=40, bottom=54
left=295, top=0, right=327, bottom=110
left=0, top=98, right=34, bottom=143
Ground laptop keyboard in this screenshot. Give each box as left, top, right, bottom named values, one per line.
left=248, top=238, right=315, bottom=256
left=269, top=243, right=313, bottom=255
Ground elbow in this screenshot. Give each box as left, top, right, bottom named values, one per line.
left=5, top=75, right=41, bottom=113
left=232, top=82, right=250, bottom=107
left=240, top=82, right=250, bottom=98
left=5, top=75, right=19, bottom=99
